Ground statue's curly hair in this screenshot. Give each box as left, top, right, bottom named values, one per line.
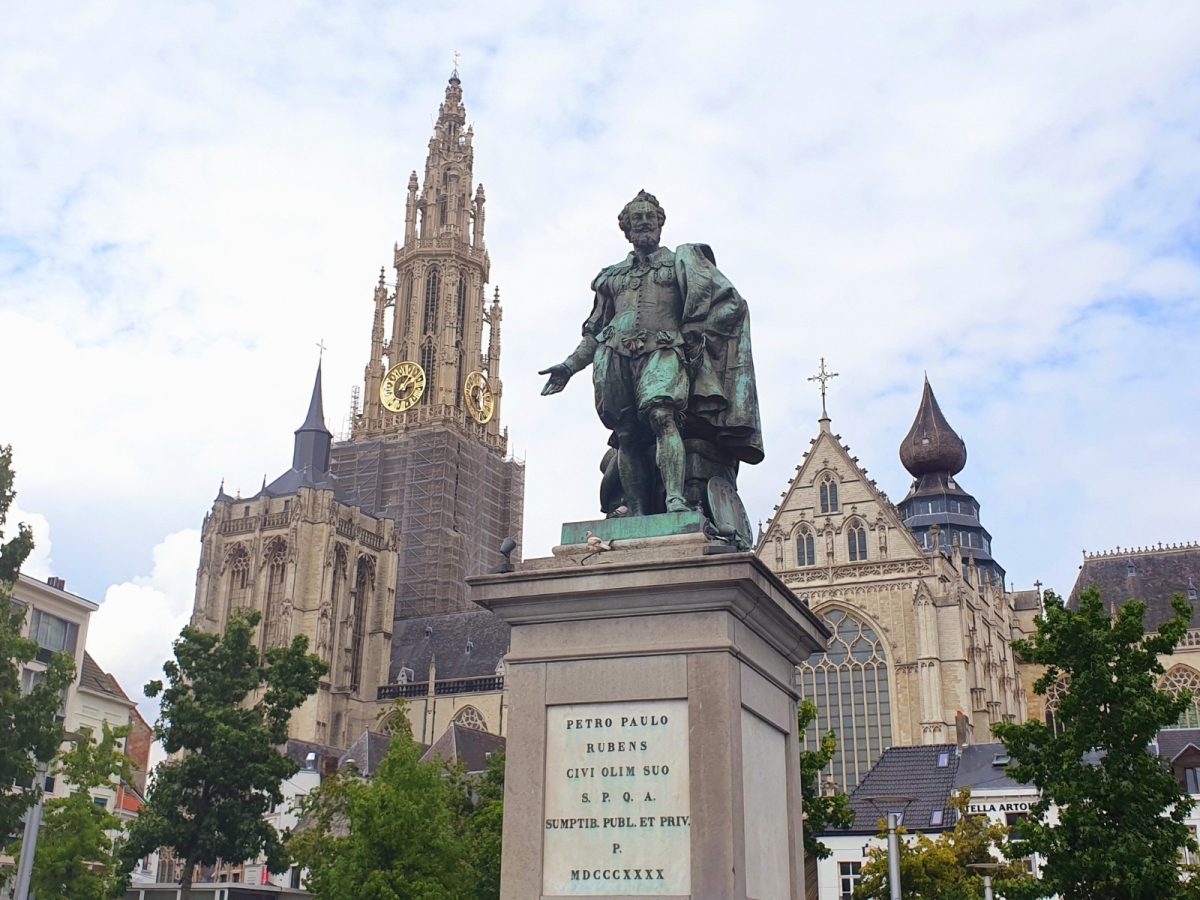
left=617, top=189, right=666, bottom=237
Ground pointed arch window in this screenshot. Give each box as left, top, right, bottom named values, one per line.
left=847, top=522, right=868, bottom=562
left=349, top=556, right=375, bottom=693
left=264, top=538, right=288, bottom=650
left=819, top=475, right=839, bottom=514
left=420, top=342, right=436, bottom=405
left=797, top=609, right=891, bottom=792
left=423, top=269, right=440, bottom=335
left=796, top=527, right=816, bottom=567
left=401, top=272, right=413, bottom=331
left=1044, top=675, right=1068, bottom=736
left=1161, top=665, right=1200, bottom=728
left=227, top=546, right=250, bottom=611
left=456, top=272, right=468, bottom=341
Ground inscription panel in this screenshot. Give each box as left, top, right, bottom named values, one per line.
left=543, top=699, right=690, bottom=896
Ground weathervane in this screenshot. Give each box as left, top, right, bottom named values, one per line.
left=807, top=357, right=839, bottom=418
left=316, top=339, right=327, bottom=362
left=452, top=50, right=462, bottom=76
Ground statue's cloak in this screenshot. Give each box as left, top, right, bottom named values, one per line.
left=583, top=243, right=764, bottom=465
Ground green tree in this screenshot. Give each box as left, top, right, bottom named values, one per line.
left=993, top=588, right=1200, bottom=900
left=855, top=790, right=1030, bottom=900
left=287, top=717, right=473, bottom=899
left=0, top=444, right=76, bottom=875
left=797, top=698, right=854, bottom=859
left=448, top=749, right=504, bottom=899
left=119, top=609, right=326, bottom=897
left=28, top=722, right=135, bottom=900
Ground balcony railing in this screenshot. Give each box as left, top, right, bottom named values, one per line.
left=377, top=674, right=504, bottom=701
left=220, top=516, right=259, bottom=535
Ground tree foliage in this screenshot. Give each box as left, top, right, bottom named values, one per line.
left=855, top=790, right=1030, bottom=900
left=119, top=609, right=326, bottom=893
left=27, top=722, right=135, bottom=900
left=993, top=588, right=1200, bottom=900
left=797, top=698, right=854, bottom=858
left=288, top=715, right=503, bottom=899
left=0, top=444, right=76, bottom=871
left=448, top=748, right=505, bottom=899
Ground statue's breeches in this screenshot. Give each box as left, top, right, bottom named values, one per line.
left=593, top=345, right=688, bottom=433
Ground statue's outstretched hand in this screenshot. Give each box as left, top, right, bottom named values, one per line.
left=539, top=364, right=572, bottom=395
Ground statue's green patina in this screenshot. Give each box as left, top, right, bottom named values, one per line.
left=540, top=191, right=763, bottom=547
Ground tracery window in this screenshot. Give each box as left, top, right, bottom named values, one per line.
left=1161, top=665, right=1200, bottom=728
left=796, top=527, right=816, bottom=567
left=452, top=705, right=488, bottom=732
left=797, top=608, right=892, bottom=792
left=228, top=546, right=250, bottom=610
left=401, top=272, right=413, bottom=331
left=847, top=522, right=868, bottom=562
left=349, top=556, right=375, bottom=693
left=420, top=342, right=436, bottom=405
left=1043, top=675, right=1068, bottom=735
left=819, top=475, right=839, bottom=514
left=423, top=269, right=440, bottom=335
left=456, top=272, right=468, bottom=341
left=264, top=538, right=287, bottom=649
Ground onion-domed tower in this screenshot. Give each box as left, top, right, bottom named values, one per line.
left=898, top=377, right=1005, bottom=586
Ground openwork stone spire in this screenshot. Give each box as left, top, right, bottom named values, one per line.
left=899, top=376, right=967, bottom=478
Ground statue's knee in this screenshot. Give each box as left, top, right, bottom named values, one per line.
left=646, top=406, right=677, bottom=434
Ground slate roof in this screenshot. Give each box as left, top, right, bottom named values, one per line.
left=1012, top=589, right=1042, bottom=612
left=843, top=744, right=960, bottom=835
left=899, top=378, right=967, bottom=479
left=953, top=743, right=1026, bottom=793
left=260, top=362, right=351, bottom=502
left=420, top=724, right=505, bottom=774
left=1157, top=728, right=1200, bottom=762
left=390, top=609, right=510, bottom=682
left=338, top=729, right=394, bottom=778
left=78, top=652, right=130, bottom=703
left=283, top=737, right=344, bottom=771
left=1069, top=544, right=1200, bottom=630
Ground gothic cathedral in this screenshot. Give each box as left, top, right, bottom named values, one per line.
left=189, top=73, right=524, bottom=749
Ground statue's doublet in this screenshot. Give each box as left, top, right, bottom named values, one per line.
left=591, top=246, right=683, bottom=357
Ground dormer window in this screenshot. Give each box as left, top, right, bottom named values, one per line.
left=819, top=475, right=839, bottom=514
left=797, top=528, right=816, bottom=567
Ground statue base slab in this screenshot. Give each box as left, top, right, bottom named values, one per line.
left=560, top=510, right=705, bottom=546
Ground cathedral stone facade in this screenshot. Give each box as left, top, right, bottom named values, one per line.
left=757, top=380, right=1033, bottom=791
left=190, top=73, right=519, bottom=750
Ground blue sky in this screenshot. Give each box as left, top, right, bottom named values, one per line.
left=1, top=0, right=1198, bottom=720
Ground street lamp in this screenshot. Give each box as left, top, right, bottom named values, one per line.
left=967, top=861, right=1006, bottom=900
left=860, top=794, right=916, bottom=900
left=13, top=732, right=79, bottom=900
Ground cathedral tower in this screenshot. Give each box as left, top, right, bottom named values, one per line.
left=331, top=72, right=524, bottom=627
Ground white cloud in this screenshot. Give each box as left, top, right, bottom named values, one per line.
left=7, top=501, right=54, bottom=581
left=87, top=529, right=201, bottom=725
left=0, top=1, right=1197, bottom=613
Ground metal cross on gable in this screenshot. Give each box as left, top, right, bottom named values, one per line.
left=807, top=357, right=839, bottom=419
left=316, top=339, right=327, bottom=361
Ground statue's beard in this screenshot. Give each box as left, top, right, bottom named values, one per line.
left=630, top=229, right=659, bottom=250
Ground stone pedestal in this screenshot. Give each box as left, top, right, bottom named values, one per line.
left=468, top=529, right=830, bottom=900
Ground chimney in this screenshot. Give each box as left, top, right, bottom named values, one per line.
left=47, top=576, right=65, bottom=590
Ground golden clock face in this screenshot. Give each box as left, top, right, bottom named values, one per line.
left=464, top=371, right=495, bottom=424
left=380, top=361, right=426, bottom=413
